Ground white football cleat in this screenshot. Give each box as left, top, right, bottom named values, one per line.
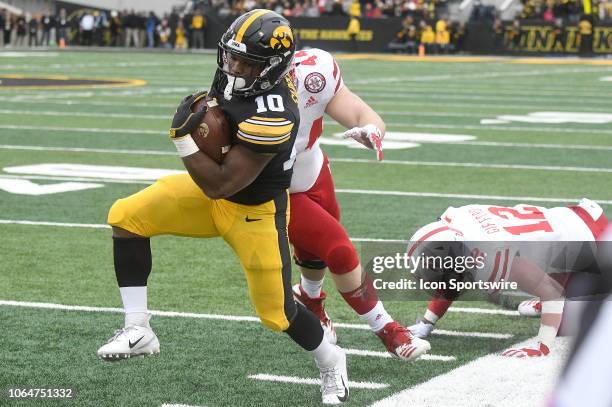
left=293, top=284, right=337, bottom=345
left=408, top=319, right=435, bottom=339
left=97, top=325, right=160, bottom=361
left=518, top=299, right=542, bottom=317
left=318, top=346, right=349, bottom=405
left=501, top=341, right=550, bottom=358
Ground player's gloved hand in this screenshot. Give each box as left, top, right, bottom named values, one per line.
left=342, top=124, right=384, bottom=161
left=501, top=341, right=550, bottom=358
left=169, top=90, right=208, bottom=139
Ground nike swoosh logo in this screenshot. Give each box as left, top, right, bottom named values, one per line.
left=129, top=336, right=145, bottom=349
left=337, top=376, right=348, bottom=402
left=245, top=216, right=262, bottom=222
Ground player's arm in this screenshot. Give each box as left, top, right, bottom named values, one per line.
left=168, top=91, right=275, bottom=199
left=181, top=147, right=273, bottom=199
left=325, top=85, right=385, bottom=160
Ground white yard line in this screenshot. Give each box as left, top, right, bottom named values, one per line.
left=3, top=122, right=612, bottom=137
left=0, top=300, right=513, bottom=342
left=344, top=348, right=456, bottom=361
left=350, top=66, right=612, bottom=85
left=369, top=337, right=571, bottom=407
left=370, top=122, right=612, bottom=135
left=2, top=144, right=611, bottom=174
left=332, top=157, right=612, bottom=174
left=1, top=174, right=611, bottom=205
left=335, top=189, right=612, bottom=205
left=0, top=144, right=176, bottom=156
left=3, top=140, right=612, bottom=155
left=0, top=109, right=168, bottom=120
left=0, top=124, right=162, bottom=135
left=0, top=219, right=110, bottom=228
left=456, top=140, right=612, bottom=151
left=449, top=307, right=520, bottom=316
left=0, top=60, right=209, bottom=70
left=334, top=322, right=513, bottom=339
left=5, top=97, right=612, bottom=114
left=0, top=98, right=177, bottom=108
left=161, top=404, right=205, bottom=407
left=248, top=374, right=389, bottom=389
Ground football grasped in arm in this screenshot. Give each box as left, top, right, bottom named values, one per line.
left=325, top=85, right=386, bottom=161
left=169, top=92, right=276, bottom=199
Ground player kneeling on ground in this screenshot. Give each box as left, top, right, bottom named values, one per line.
left=408, top=199, right=608, bottom=357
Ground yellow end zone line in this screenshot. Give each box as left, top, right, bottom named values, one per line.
left=0, top=74, right=146, bottom=89
left=334, top=54, right=612, bottom=65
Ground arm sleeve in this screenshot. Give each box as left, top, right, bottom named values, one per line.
left=235, top=112, right=296, bottom=154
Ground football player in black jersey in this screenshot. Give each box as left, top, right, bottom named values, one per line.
left=97, top=10, right=348, bottom=405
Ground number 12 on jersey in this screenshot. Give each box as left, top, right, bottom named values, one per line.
left=488, top=206, right=553, bottom=235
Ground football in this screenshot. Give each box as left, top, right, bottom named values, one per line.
left=191, top=97, right=232, bottom=163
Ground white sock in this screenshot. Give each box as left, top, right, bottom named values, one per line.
left=301, top=275, right=324, bottom=298
left=424, top=309, right=440, bottom=324
left=360, top=301, right=394, bottom=332
left=120, top=286, right=150, bottom=328
left=311, top=337, right=340, bottom=368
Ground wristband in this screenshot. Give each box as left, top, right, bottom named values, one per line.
left=172, top=135, right=199, bottom=158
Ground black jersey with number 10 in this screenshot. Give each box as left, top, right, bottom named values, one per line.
left=209, top=74, right=299, bottom=205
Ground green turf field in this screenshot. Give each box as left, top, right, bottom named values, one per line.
left=0, top=50, right=611, bottom=407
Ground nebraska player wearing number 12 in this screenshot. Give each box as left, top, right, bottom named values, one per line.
left=408, top=198, right=609, bottom=357
left=288, top=48, right=431, bottom=360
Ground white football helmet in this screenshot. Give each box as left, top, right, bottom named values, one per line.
left=407, top=220, right=464, bottom=257
left=407, top=221, right=469, bottom=299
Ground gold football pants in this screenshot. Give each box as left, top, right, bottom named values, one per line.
left=108, top=173, right=294, bottom=331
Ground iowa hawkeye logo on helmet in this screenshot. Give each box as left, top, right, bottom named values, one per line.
left=215, top=9, right=296, bottom=99
left=270, top=26, right=293, bottom=50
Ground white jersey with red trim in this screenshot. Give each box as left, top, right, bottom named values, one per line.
left=289, top=48, right=344, bottom=193
left=440, top=202, right=598, bottom=242
left=412, top=199, right=605, bottom=291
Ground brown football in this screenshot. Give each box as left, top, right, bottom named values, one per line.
left=191, top=97, right=232, bottom=164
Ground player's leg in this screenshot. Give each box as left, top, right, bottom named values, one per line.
left=98, top=174, right=219, bottom=360
left=218, top=192, right=348, bottom=404
left=292, top=259, right=337, bottom=344
left=289, top=191, right=430, bottom=360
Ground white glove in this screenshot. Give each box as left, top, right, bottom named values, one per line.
left=501, top=341, right=550, bottom=358
left=342, top=124, right=384, bottom=161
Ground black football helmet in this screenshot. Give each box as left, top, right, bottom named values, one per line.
left=214, top=9, right=295, bottom=100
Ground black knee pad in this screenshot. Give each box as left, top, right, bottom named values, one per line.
left=294, top=255, right=327, bottom=270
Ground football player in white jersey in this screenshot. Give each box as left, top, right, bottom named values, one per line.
left=407, top=198, right=608, bottom=357
left=288, top=48, right=430, bottom=361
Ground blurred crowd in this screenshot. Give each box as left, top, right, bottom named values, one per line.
left=0, top=0, right=449, bottom=49
left=387, top=16, right=464, bottom=53
left=0, top=8, right=207, bottom=49
left=1, top=0, right=608, bottom=53
left=212, top=0, right=443, bottom=20
left=518, top=0, right=612, bottom=21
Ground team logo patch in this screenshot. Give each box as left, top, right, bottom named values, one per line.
left=0, top=74, right=145, bottom=89
left=197, top=122, right=210, bottom=138
left=304, top=72, right=326, bottom=93
left=270, top=26, right=293, bottom=50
